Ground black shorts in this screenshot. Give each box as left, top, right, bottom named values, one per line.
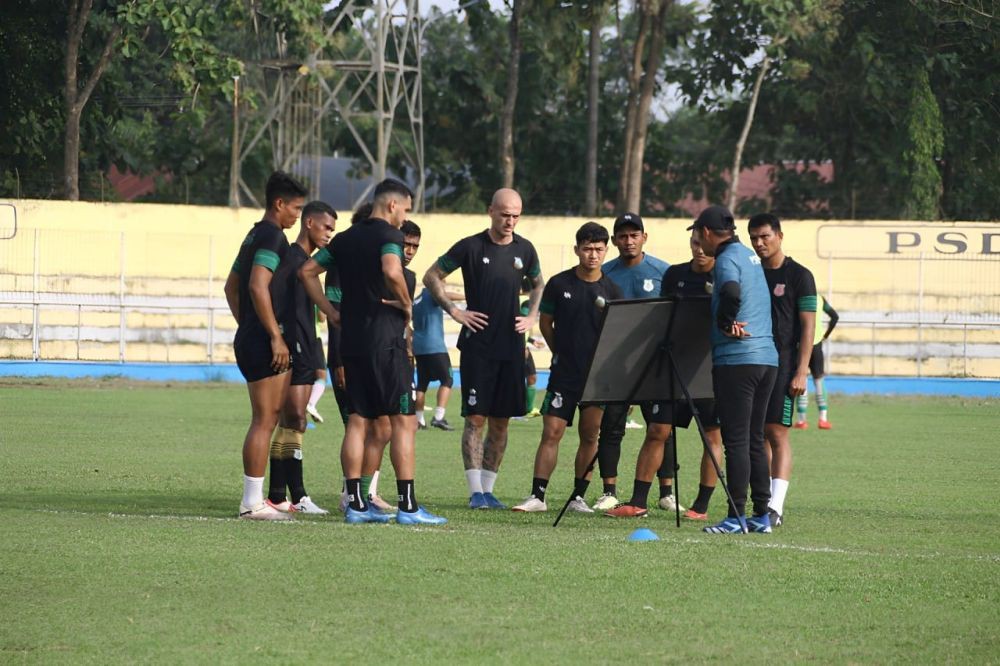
left=460, top=353, right=526, bottom=418
left=291, top=337, right=323, bottom=386
left=525, top=350, right=537, bottom=377
left=540, top=387, right=593, bottom=427
left=234, top=328, right=287, bottom=383
left=415, top=353, right=454, bottom=391
left=643, top=399, right=720, bottom=429
left=809, top=342, right=825, bottom=377
left=342, top=346, right=415, bottom=419
left=765, top=358, right=795, bottom=427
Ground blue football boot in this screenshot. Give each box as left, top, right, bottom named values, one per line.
left=703, top=516, right=748, bottom=534
left=396, top=506, right=448, bottom=526
left=746, top=513, right=772, bottom=533
left=344, top=504, right=392, bottom=524
left=468, top=492, right=489, bottom=509
left=482, top=492, right=508, bottom=510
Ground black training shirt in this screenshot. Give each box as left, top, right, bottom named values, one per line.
left=660, top=261, right=714, bottom=299
left=272, top=242, right=316, bottom=357
left=437, top=230, right=541, bottom=361
left=231, top=220, right=290, bottom=338
left=764, top=256, right=818, bottom=356
left=539, top=269, right=622, bottom=392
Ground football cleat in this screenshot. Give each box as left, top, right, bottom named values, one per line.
left=746, top=513, right=772, bottom=533
left=592, top=493, right=619, bottom=511
left=657, top=494, right=686, bottom=512
left=430, top=418, right=455, bottom=431
left=239, top=501, right=294, bottom=521
left=292, top=496, right=329, bottom=514
left=567, top=496, right=595, bottom=513
left=703, top=516, right=747, bottom=534
left=344, top=504, right=391, bottom=524
left=338, top=490, right=349, bottom=514
left=625, top=419, right=643, bottom=430
left=512, top=495, right=547, bottom=512
left=524, top=408, right=542, bottom=419
left=482, top=492, right=508, bottom=510
left=396, top=506, right=448, bottom=525
left=417, top=422, right=428, bottom=430
left=682, top=508, right=709, bottom=521
left=818, top=419, right=832, bottom=430
left=605, top=504, right=648, bottom=518
left=469, top=492, right=489, bottom=509
left=767, top=508, right=783, bottom=528
left=305, top=404, right=324, bottom=424
left=792, top=421, right=808, bottom=430
left=265, top=498, right=297, bottom=513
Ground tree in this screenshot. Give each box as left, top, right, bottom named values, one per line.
left=499, top=0, right=527, bottom=188
left=585, top=1, right=607, bottom=216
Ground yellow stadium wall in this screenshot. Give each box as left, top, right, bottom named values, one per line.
left=1, top=200, right=998, bottom=377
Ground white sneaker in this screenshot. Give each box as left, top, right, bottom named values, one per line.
left=512, top=495, right=547, bottom=512
left=625, top=419, right=643, bottom=430
left=239, top=501, right=294, bottom=521
left=368, top=494, right=397, bottom=514
left=592, top=492, right=619, bottom=511
left=657, top=494, right=686, bottom=512
left=306, top=404, right=324, bottom=424
left=293, top=496, right=329, bottom=514
left=567, top=496, right=594, bottom=513
left=338, top=490, right=349, bottom=514
left=266, top=498, right=296, bottom=513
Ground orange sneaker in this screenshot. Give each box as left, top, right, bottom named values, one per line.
left=818, top=419, right=832, bottom=430
left=682, top=508, right=709, bottom=521
left=605, top=504, right=648, bottom=518
left=792, top=421, right=808, bottom=430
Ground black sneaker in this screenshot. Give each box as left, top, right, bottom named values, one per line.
left=767, top=508, right=783, bottom=528
left=417, top=422, right=428, bottom=430
left=430, top=418, right=454, bottom=431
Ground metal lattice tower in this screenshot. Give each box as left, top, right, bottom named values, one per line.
left=233, top=0, right=425, bottom=210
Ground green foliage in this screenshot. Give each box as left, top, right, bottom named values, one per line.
left=900, top=68, right=944, bottom=220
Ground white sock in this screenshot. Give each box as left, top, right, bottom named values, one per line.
left=819, top=408, right=828, bottom=421
left=434, top=406, right=446, bottom=421
left=370, top=470, right=380, bottom=496
left=417, top=412, right=426, bottom=426
left=769, top=478, right=790, bottom=515
left=242, top=474, right=264, bottom=508
left=307, top=379, right=326, bottom=409
left=481, top=470, right=498, bottom=494
left=466, top=469, right=483, bottom=495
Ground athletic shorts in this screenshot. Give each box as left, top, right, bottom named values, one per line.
left=525, top=350, right=537, bottom=377
left=540, top=387, right=596, bottom=427
left=460, top=353, right=526, bottom=418
left=342, top=346, right=416, bottom=419
left=234, top=328, right=289, bottom=383
left=643, top=398, right=720, bottom=429
left=291, top=337, right=323, bottom=386
left=415, top=353, right=454, bottom=391
left=765, top=357, right=796, bottom=427
left=809, top=342, right=825, bottom=378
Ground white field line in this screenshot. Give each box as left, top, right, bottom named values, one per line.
left=14, top=507, right=1000, bottom=563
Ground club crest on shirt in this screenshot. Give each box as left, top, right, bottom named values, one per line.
left=482, top=257, right=490, bottom=264
left=513, top=257, right=524, bottom=270
left=774, top=283, right=786, bottom=297
left=652, top=404, right=660, bottom=414
left=749, top=255, right=762, bottom=265
left=594, top=295, right=607, bottom=309
left=468, top=389, right=477, bottom=406
left=705, top=281, right=714, bottom=294
left=643, top=279, right=655, bottom=292
left=551, top=392, right=563, bottom=409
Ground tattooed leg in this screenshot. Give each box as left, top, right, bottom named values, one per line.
left=482, top=417, right=510, bottom=473
left=462, top=416, right=486, bottom=470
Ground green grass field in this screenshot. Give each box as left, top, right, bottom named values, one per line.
left=2, top=378, right=998, bottom=663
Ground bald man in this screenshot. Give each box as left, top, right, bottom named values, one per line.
left=423, top=189, right=544, bottom=509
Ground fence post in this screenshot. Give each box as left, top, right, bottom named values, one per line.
left=32, top=228, right=40, bottom=361
left=119, top=231, right=126, bottom=363
left=208, top=237, right=215, bottom=364
left=77, top=304, right=82, bottom=360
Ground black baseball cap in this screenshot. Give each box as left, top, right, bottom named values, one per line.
left=687, top=205, right=736, bottom=231
left=613, top=212, right=644, bottom=233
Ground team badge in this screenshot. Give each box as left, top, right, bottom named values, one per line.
left=749, top=254, right=762, bottom=265
left=705, top=281, right=714, bottom=294
left=774, top=283, right=786, bottom=297
left=652, top=404, right=660, bottom=415
left=482, top=257, right=490, bottom=264
left=551, top=392, right=563, bottom=409
left=563, top=292, right=572, bottom=299
left=293, top=448, right=303, bottom=460
left=594, top=295, right=607, bottom=309
left=514, top=257, right=524, bottom=270
left=468, top=389, right=477, bottom=406
left=643, top=279, right=655, bottom=292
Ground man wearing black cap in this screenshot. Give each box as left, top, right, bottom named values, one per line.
left=592, top=213, right=673, bottom=512
left=689, top=205, right=778, bottom=534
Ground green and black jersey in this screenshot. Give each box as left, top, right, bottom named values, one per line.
left=763, top=256, right=817, bottom=356
left=539, top=269, right=622, bottom=393
left=231, top=220, right=290, bottom=338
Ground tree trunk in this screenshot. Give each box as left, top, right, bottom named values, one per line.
left=727, top=53, right=770, bottom=213
left=499, top=0, right=524, bottom=189
left=585, top=3, right=603, bottom=216
left=63, top=0, right=121, bottom=201
left=620, top=0, right=670, bottom=213
left=615, top=1, right=651, bottom=212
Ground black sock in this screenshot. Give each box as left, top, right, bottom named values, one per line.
left=286, top=457, right=306, bottom=504
left=397, top=479, right=416, bottom=513
left=267, top=457, right=287, bottom=503
left=630, top=480, right=652, bottom=507
left=573, top=477, right=590, bottom=500
left=691, top=484, right=715, bottom=514
left=531, top=477, right=548, bottom=502
left=602, top=482, right=617, bottom=496
left=346, top=478, right=366, bottom=511
left=659, top=483, right=673, bottom=499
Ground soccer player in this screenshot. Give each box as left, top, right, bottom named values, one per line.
left=412, top=274, right=464, bottom=432
left=223, top=171, right=306, bottom=520
left=265, top=200, right=337, bottom=515
left=690, top=205, right=777, bottom=534
left=606, top=228, right=723, bottom=518
left=519, top=280, right=546, bottom=419
left=512, top=222, right=623, bottom=513
left=300, top=178, right=447, bottom=525
left=748, top=213, right=817, bottom=528
left=794, top=295, right=838, bottom=430
left=305, top=312, right=328, bottom=424
left=423, top=188, right=543, bottom=510
left=592, top=213, right=670, bottom=511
